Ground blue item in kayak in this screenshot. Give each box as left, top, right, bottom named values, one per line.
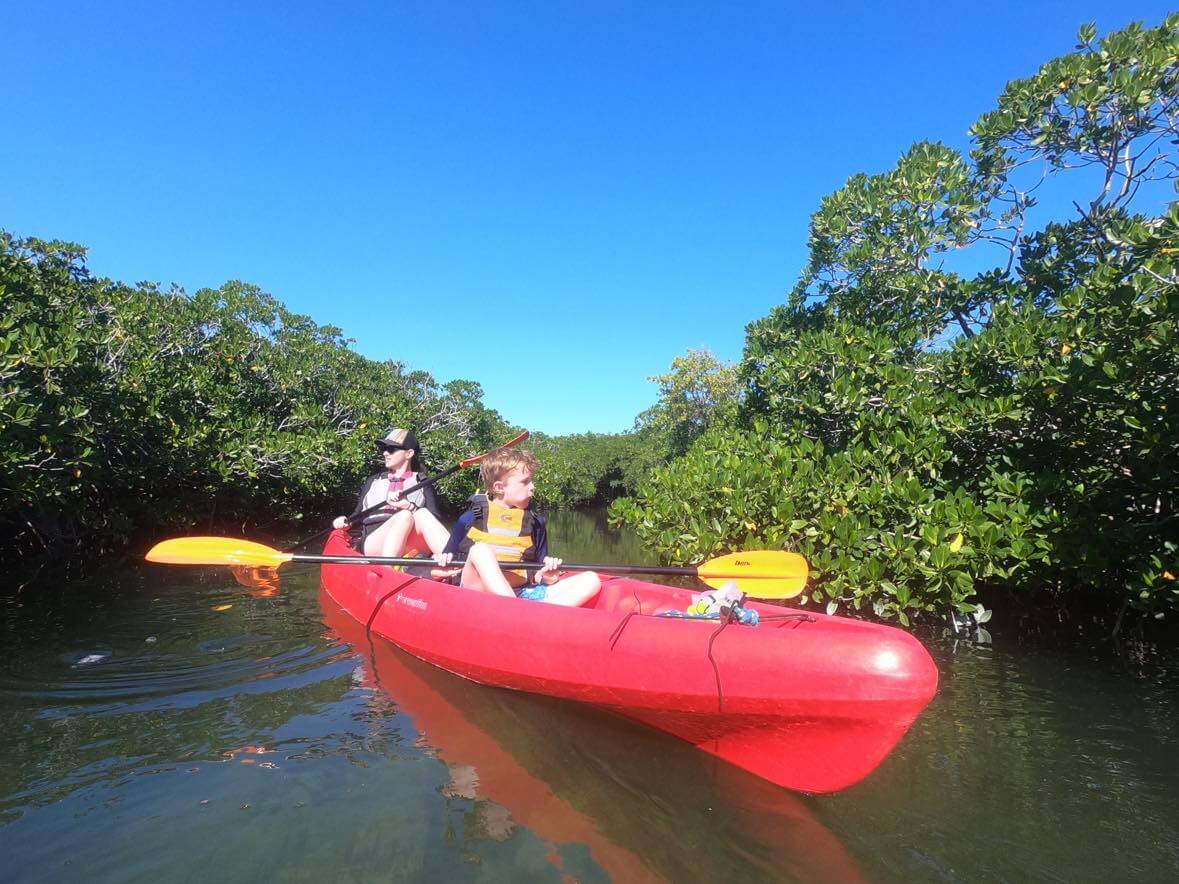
left=657, top=606, right=760, bottom=626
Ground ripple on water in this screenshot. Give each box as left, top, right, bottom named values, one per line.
left=818, top=631, right=1179, bottom=881
left=22, top=641, right=358, bottom=717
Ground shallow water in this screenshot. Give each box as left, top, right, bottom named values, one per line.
left=2, top=510, right=1178, bottom=882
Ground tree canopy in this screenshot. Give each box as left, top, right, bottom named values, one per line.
left=5, top=15, right=1176, bottom=627
left=613, top=15, right=1179, bottom=623
left=1, top=235, right=514, bottom=557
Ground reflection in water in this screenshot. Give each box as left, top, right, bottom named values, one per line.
left=541, top=507, right=659, bottom=569
left=3, top=510, right=1179, bottom=881
left=230, top=565, right=282, bottom=597
left=322, top=589, right=866, bottom=884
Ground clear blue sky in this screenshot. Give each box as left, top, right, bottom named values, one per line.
left=3, top=2, right=1173, bottom=434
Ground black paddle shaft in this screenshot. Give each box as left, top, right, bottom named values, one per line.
left=290, top=552, right=698, bottom=576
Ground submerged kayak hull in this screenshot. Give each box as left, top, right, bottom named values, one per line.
left=320, top=530, right=938, bottom=793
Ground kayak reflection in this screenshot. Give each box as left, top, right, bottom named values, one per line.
left=320, top=589, right=866, bottom=884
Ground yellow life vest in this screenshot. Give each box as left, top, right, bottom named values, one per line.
left=460, top=498, right=536, bottom=586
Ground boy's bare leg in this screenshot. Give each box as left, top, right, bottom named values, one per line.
left=460, top=543, right=516, bottom=598
left=543, top=571, right=601, bottom=607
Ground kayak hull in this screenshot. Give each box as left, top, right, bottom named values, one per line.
left=320, top=530, right=938, bottom=793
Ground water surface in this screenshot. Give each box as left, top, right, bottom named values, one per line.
left=2, top=509, right=1177, bottom=881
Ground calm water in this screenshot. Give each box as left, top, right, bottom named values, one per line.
left=3, top=510, right=1178, bottom=882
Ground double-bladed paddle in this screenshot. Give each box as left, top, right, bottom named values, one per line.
left=286, top=430, right=530, bottom=553
left=145, top=537, right=810, bottom=599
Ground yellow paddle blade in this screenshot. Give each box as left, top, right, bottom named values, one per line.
left=697, top=550, right=810, bottom=599
left=145, top=537, right=293, bottom=568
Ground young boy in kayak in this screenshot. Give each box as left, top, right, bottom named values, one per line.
left=435, top=449, right=601, bottom=606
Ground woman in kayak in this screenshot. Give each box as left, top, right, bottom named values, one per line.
left=333, top=428, right=451, bottom=559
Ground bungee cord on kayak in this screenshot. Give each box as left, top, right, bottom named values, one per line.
left=704, top=606, right=817, bottom=712
left=607, top=585, right=648, bottom=650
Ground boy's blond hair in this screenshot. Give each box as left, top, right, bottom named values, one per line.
left=480, top=448, right=539, bottom=498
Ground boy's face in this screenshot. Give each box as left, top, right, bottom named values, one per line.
left=494, top=466, right=534, bottom=509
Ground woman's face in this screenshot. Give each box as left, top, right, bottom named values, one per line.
left=380, top=431, right=414, bottom=472
left=381, top=447, right=412, bottom=471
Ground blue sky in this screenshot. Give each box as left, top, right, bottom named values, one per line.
left=3, top=2, right=1173, bottom=434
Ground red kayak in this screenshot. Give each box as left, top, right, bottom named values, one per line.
left=320, top=529, right=938, bottom=793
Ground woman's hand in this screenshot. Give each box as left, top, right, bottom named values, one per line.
left=434, top=551, right=455, bottom=568
left=386, top=490, right=413, bottom=511
left=536, top=556, right=563, bottom=585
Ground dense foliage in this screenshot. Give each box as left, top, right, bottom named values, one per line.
left=530, top=432, right=641, bottom=508
left=614, top=16, right=1179, bottom=623
left=1, top=235, right=513, bottom=558
left=6, top=15, right=1176, bottom=633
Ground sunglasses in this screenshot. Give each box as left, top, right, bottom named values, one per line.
left=378, top=443, right=412, bottom=453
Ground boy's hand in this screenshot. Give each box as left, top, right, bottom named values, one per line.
left=430, top=567, right=460, bottom=581
left=332, top=516, right=347, bottom=529
left=431, top=551, right=460, bottom=581
left=536, top=556, right=563, bottom=585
